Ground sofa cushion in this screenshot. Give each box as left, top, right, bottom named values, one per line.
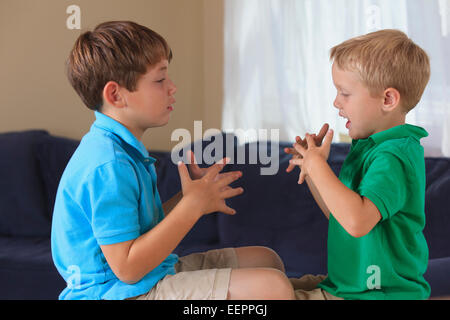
left=35, top=134, right=80, bottom=218
left=0, top=130, right=51, bottom=237
left=424, top=157, right=450, bottom=259
left=424, top=257, right=450, bottom=298
left=0, top=236, right=66, bottom=299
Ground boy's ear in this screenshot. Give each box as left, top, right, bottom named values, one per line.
left=382, top=88, right=401, bottom=112
left=103, top=81, right=127, bottom=108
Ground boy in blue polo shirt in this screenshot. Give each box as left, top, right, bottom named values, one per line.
left=51, top=21, right=295, bottom=300
left=287, top=29, right=431, bottom=299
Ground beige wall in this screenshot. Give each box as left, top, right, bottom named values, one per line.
left=0, top=0, right=224, bottom=151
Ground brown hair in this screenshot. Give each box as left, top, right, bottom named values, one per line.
left=66, top=21, right=172, bottom=111
left=330, top=29, right=430, bottom=112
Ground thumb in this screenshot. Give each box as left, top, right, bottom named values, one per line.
left=177, top=161, right=191, bottom=189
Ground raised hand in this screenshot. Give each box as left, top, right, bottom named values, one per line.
left=285, top=123, right=330, bottom=173
left=178, top=157, right=244, bottom=216
left=290, top=129, right=334, bottom=184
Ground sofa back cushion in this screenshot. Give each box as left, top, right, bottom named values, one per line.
left=424, top=158, right=450, bottom=259
left=0, top=130, right=51, bottom=237
left=35, top=134, right=80, bottom=219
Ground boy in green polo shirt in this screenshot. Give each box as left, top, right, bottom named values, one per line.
left=287, top=29, right=431, bottom=300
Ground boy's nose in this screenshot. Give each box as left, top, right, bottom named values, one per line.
left=333, top=97, right=340, bottom=109
left=169, top=79, right=177, bottom=96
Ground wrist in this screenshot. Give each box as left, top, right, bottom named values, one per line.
left=177, top=195, right=205, bottom=221
left=306, top=155, right=327, bottom=181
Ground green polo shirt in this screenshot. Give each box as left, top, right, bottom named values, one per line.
left=318, top=124, right=431, bottom=300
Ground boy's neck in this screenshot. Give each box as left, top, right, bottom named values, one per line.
left=100, top=109, right=145, bottom=141
left=373, top=113, right=406, bottom=136
left=123, top=123, right=145, bottom=141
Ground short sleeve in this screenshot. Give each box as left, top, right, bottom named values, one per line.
left=82, top=160, right=141, bottom=245
left=358, top=151, right=408, bottom=221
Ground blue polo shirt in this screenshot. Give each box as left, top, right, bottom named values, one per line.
left=51, top=111, right=178, bottom=300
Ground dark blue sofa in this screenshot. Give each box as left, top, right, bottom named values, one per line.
left=0, top=130, right=449, bottom=299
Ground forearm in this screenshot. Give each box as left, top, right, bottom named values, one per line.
left=305, top=175, right=330, bottom=219
left=122, top=197, right=201, bottom=283
left=307, top=158, right=364, bottom=234
left=162, top=191, right=183, bottom=216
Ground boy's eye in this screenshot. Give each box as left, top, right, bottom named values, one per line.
left=156, top=78, right=165, bottom=83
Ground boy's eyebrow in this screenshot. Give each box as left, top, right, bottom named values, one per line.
left=334, top=83, right=347, bottom=91
left=149, top=66, right=167, bottom=78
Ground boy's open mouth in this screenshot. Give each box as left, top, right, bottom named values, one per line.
left=339, top=112, right=351, bottom=129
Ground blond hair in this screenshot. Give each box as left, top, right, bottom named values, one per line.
left=330, top=29, right=430, bottom=112
left=67, top=21, right=172, bottom=111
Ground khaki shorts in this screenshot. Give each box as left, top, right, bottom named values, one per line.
left=290, top=274, right=343, bottom=300
left=129, top=248, right=239, bottom=300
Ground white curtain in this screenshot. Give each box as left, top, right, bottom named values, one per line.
left=223, top=0, right=450, bottom=157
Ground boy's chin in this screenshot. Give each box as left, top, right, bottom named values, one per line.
left=347, top=128, right=358, bottom=140
left=147, top=116, right=171, bottom=129
left=349, top=130, right=370, bottom=140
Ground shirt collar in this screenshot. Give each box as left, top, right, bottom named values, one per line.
left=352, top=124, right=428, bottom=147
left=92, top=111, right=155, bottom=163
left=368, top=124, right=428, bottom=145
